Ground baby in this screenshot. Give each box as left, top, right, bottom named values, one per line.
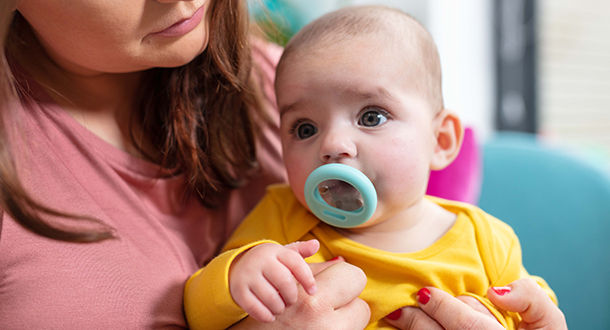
left=185, top=5, right=558, bottom=329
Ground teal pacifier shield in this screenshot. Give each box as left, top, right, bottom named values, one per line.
left=304, top=164, right=377, bottom=228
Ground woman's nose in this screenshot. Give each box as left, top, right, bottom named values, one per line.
left=319, top=131, right=357, bottom=163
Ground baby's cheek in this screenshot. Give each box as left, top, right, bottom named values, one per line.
left=378, top=160, right=429, bottom=197
left=285, top=166, right=309, bottom=203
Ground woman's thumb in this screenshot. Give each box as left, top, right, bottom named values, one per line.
left=488, top=278, right=566, bottom=329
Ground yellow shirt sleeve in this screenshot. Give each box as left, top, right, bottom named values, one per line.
left=184, top=185, right=310, bottom=330
left=183, top=239, right=276, bottom=330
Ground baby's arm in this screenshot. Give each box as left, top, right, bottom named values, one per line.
left=229, top=240, right=319, bottom=323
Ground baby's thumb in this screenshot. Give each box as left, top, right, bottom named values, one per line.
left=285, top=239, right=320, bottom=259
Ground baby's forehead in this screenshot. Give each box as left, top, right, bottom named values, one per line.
left=276, top=7, right=444, bottom=111
left=280, top=18, right=433, bottom=72
left=277, top=31, right=424, bottom=82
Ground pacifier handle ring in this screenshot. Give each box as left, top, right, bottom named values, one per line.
left=304, top=163, right=377, bottom=228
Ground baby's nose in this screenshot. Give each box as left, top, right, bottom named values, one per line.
left=319, top=131, right=357, bottom=162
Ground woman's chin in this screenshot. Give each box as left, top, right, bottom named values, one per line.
left=141, top=32, right=208, bottom=69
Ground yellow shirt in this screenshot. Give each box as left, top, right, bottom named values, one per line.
left=185, top=184, right=556, bottom=329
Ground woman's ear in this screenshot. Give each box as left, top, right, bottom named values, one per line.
left=430, top=109, right=463, bottom=171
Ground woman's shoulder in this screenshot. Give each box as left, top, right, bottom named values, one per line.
left=250, top=37, right=283, bottom=110
left=251, top=37, right=283, bottom=71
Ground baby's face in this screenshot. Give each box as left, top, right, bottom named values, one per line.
left=276, top=36, right=440, bottom=228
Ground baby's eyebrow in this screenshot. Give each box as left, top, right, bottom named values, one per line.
left=279, top=99, right=304, bottom=116
left=279, top=86, right=396, bottom=116
left=348, top=86, right=396, bottom=102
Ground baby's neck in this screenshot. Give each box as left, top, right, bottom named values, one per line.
left=337, top=198, right=456, bottom=253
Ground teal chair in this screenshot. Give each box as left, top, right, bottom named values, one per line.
left=478, top=132, right=610, bottom=329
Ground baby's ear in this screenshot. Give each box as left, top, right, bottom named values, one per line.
left=430, top=110, right=463, bottom=170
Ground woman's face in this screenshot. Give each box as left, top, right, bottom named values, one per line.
left=16, top=0, right=210, bottom=75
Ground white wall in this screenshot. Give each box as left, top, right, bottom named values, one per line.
left=428, top=0, right=495, bottom=141
left=538, top=0, right=610, bottom=161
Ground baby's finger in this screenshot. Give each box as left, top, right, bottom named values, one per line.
left=250, top=278, right=286, bottom=316
left=237, top=290, right=276, bottom=323
left=262, top=264, right=299, bottom=305
left=278, top=250, right=316, bottom=296
left=284, top=239, right=320, bottom=259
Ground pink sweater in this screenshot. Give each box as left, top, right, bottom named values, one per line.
left=0, top=42, right=285, bottom=328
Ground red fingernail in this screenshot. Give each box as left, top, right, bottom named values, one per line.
left=417, top=288, right=431, bottom=305
left=491, top=286, right=511, bottom=296
left=386, top=308, right=402, bottom=320
left=329, top=256, right=341, bottom=261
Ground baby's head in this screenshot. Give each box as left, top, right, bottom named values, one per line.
left=275, top=6, right=463, bottom=228
left=276, top=5, right=444, bottom=115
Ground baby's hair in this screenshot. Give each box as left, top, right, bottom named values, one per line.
left=277, top=5, right=444, bottom=112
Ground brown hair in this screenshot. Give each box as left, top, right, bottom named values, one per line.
left=0, top=0, right=265, bottom=242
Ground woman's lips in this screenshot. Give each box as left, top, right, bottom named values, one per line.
left=152, top=5, right=205, bottom=38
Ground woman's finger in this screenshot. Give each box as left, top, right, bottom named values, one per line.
left=384, top=306, right=443, bottom=330
left=308, top=256, right=344, bottom=275
left=487, top=278, right=567, bottom=329
left=329, top=296, right=371, bottom=328
left=456, top=295, right=496, bottom=317
left=416, top=287, right=503, bottom=330
left=311, top=261, right=367, bottom=309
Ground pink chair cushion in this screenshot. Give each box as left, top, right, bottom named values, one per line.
left=426, top=127, right=481, bottom=204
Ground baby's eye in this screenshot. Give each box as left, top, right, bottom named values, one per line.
left=358, top=108, right=388, bottom=127
left=296, top=122, right=318, bottom=139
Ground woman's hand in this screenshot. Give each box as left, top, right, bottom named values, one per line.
left=384, top=278, right=566, bottom=330
left=384, top=288, right=500, bottom=330
left=231, top=257, right=370, bottom=329
left=487, top=278, right=566, bottom=330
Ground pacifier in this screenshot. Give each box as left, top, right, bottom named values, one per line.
left=304, top=163, right=377, bottom=228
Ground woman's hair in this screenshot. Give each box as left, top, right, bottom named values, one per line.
left=0, top=0, right=266, bottom=242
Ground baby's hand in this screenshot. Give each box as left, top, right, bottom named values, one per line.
left=229, top=239, right=320, bottom=323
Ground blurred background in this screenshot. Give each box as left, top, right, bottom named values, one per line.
left=248, top=1, right=610, bottom=329
left=249, top=0, right=610, bottom=168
